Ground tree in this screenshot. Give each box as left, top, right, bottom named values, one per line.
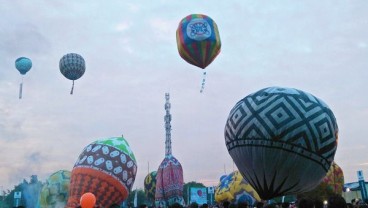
left=127, top=189, right=150, bottom=207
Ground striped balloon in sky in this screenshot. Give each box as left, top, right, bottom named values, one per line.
left=176, top=14, right=221, bottom=69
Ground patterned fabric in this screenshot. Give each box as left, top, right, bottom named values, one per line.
left=321, top=161, right=344, bottom=194
left=155, top=155, right=184, bottom=207
left=224, top=87, right=338, bottom=200
left=215, top=171, right=260, bottom=205
left=176, top=14, right=221, bottom=69
left=59, top=53, right=86, bottom=80
left=15, top=57, right=32, bottom=75
left=39, top=170, right=71, bottom=208
left=144, top=171, right=157, bottom=200
left=66, top=137, right=137, bottom=207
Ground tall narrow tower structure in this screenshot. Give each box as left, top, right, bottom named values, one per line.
left=155, top=93, right=184, bottom=207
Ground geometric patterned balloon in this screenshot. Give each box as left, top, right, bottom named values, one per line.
left=39, top=170, right=71, bottom=208
left=15, top=57, right=32, bottom=75
left=215, top=171, right=260, bottom=205
left=176, top=14, right=221, bottom=69
left=59, top=53, right=85, bottom=80
left=59, top=53, right=86, bottom=94
left=225, top=87, right=339, bottom=200
left=66, top=136, right=137, bottom=208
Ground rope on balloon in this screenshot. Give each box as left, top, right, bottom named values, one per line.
left=200, top=71, right=207, bottom=93
left=70, top=80, right=75, bottom=95
left=19, top=76, right=24, bottom=99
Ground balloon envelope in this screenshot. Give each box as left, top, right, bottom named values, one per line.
left=66, top=136, right=137, bottom=208
left=321, top=161, right=344, bottom=194
left=59, top=53, right=86, bottom=80
left=215, top=171, right=260, bottom=205
left=144, top=171, right=157, bottom=200
left=176, top=14, right=221, bottom=69
left=225, top=87, right=338, bottom=200
left=15, top=57, right=32, bottom=75
left=80, top=192, right=96, bottom=208
left=39, top=170, right=71, bottom=208
left=155, top=155, right=184, bottom=207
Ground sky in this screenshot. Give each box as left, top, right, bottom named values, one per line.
left=0, top=0, right=368, bottom=193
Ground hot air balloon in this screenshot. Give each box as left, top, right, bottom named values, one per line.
left=176, top=14, right=221, bottom=93
left=39, top=170, right=71, bottom=208
left=155, top=93, right=185, bottom=207
left=59, top=53, right=86, bottom=94
left=224, top=87, right=339, bottom=200
left=15, top=57, right=32, bottom=99
left=215, top=171, right=260, bottom=205
left=321, top=161, right=344, bottom=194
left=66, top=136, right=137, bottom=208
left=144, top=171, right=157, bottom=201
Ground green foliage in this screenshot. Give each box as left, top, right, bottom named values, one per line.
left=127, top=189, right=151, bottom=207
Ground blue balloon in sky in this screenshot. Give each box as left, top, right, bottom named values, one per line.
left=15, top=57, right=32, bottom=75
left=59, top=53, right=86, bottom=81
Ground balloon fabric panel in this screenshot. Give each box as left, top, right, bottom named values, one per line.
left=225, top=87, right=338, bottom=200
left=15, top=57, right=32, bottom=75
left=67, top=137, right=137, bottom=208
left=144, top=171, right=157, bottom=200
left=155, top=155, right=184, bottom=207
left=215, top=171, right=260, bottom=205
left=39, top=170, right=71, bottom=208
left=176, top=14, right=221, bottom=69
left=59, top=53, right=86, bottom=81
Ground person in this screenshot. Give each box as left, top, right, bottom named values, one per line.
left=237, top=201, right=248, bottom=208
left=298, top=198, right=314, bottom=208
left=201, top=203, right=209, bottom=208
left=110, top=203, right=121, bottom=208
left=281, top=202, right=290, bottom=208
left=139, top=204, right=148, bottom=208
left=254, top=202, right=264, bottom=208
left=190, top=202, right=199, bottom=208
left=170, top=202, right=183, bottom=208
left=314, top=199, right=324, bottom=208
left=327, top=195, right=347, bottom=208
left=222, top=201, right=230, bottom=208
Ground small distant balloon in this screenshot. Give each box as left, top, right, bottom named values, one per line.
left=15, top=57, right=32, bottom=75
left=80, top=192, right=96, bottom=208
left=15, top=57, right=32, bottom=99
left=59, top=53, right=86, bottom=94
left=176, top=14, right=221, bottom=93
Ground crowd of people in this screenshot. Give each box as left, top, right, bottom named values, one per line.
left=154, top=194, right=356, bottom=208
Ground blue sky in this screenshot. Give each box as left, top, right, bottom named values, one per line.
left=0, top=0, right=368, bottom=192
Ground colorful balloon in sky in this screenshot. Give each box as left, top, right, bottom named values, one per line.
left=321, top=161, right=344, bottom=194
left=176, top=14, right=221, bottom=69
left=59, top=53, right=86, bottom=94
left=215, top=171, right=260, bottom=205
left=15, top=57, right=32, bottom=99
left=39, top=170, right=71, bottom=208
left=225, top=87, right=339, bottom=200
left=176, top=14, right=221, bottom=93
left=144, top=171, right=157, bottom=201
left=66, top=136, right=137, bottom=208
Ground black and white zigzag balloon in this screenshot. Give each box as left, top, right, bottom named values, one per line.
left=224, top=87, right=338, bottom=200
